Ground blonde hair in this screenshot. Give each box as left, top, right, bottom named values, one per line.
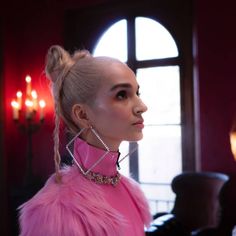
left=45, top=45, right=119, bottom=182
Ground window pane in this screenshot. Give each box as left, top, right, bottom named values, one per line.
left=139, top=125, right=182, bottom=214
left=93, top=19, right=127, bottom=62
left=137, top=66, right=181, bottom=125
left=135, top=17, right=178, bottom=60
left=118, top=141, right=130, bottom=176
left=139, top=125, right=182, bottom=183
left=140, top=184, right=175, bottom=214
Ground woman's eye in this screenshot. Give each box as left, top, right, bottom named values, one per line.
left=116, top=90, right=127, bottom=100
left=136, top=90, right=141, bottom=97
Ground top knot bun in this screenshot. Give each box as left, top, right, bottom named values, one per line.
left=45, top=45, right=74, bottom=83
left=45, top=45, right=91, bottom=83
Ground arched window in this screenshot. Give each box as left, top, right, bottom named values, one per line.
left=93, top=17, right=182, bottom=213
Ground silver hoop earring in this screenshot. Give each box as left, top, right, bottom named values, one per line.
left=66, top=127, right=110, bottom=176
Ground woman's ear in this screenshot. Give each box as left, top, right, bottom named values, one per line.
left=71, top=104, right=90, bottom=128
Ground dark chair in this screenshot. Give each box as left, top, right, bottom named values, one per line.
left=194, top=177, right=236, bottom=236
left=171, top=172, right=229, bottom=233
left=145, top=214, right=190, bottom=236
left=146, top=171, right=229, bottom=236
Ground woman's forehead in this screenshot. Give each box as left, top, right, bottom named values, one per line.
left=101, top=61, right=136, bottom=85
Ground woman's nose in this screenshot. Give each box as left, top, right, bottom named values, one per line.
left=134, top=98, right=148, bottom=115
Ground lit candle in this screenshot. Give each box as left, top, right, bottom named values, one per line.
left=16, top=91, right=22, bottom=110
left=230, top=131, right=236, bottom=161
left=25, top=75, right=32, bottom=98
left=25, top=99, right=33, bottom=119
left=39, top=99, right=46, bottom=121
left=11, top=100, right=20, bottom=120
left=31, top=90, right=38, bottom=111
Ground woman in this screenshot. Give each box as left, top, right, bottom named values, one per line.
left=19, top=45, right=151, bottom=236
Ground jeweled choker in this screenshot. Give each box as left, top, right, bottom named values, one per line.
left=79, top=169, right=121, bottom=187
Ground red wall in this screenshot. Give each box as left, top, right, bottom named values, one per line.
left=3, top=6, right=63, bottom=186
left=195, top=0, right=236, bottom=175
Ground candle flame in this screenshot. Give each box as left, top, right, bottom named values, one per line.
left=39, top=100, right=46, bottom=108
left=25, top=99, right=33, bottom=107
left=16, top=91, right=22, bottom=98
left=11, top=100, right=19, bottom=109
left=230, top=132, right=236, bottom=161
left=31, top=90, right=37, bottom=99
left=25, top=75, right=31, bottom=83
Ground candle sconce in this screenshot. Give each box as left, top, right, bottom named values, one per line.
left=11, top=75, right=46, bottom=186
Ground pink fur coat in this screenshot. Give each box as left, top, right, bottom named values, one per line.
left=18, top=165, right=151, bottom=236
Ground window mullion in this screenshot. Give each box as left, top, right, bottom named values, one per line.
left=127, top=17, right=136, bottom=70
left=136, top=57, right=180, bottom=68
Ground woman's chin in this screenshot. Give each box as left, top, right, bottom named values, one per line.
left=126, top=134, right=143, bottom=142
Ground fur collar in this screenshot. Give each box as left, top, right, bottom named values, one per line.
left=19, top=166, right=151, bottom=236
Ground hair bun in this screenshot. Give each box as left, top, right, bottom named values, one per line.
left=45, top=45, right=73, bottom=83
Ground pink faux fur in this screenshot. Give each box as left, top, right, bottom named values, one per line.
left=18, top=166, right=151, bottom=236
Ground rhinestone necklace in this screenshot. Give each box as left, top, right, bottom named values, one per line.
left=78, top=168, right=121, bottom=187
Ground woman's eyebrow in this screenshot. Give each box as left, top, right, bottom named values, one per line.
left=110, top=83, right=132, bottom=91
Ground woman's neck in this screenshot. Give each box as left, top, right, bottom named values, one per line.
left=81, top=130, right=121, bottom=152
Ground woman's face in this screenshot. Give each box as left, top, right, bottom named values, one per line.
left=85, top=61, right=147, bottom=151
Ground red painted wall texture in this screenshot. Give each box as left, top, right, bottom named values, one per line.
left=195, top=0, right=236, bottom=175
left=3, top=7, right=63, bottom=186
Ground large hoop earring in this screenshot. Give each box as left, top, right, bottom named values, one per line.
left=66, top=127, right=110, bottom=176
left=117, top=142, right=138, bottom=169
left=118, top=145, right=138, bottom=163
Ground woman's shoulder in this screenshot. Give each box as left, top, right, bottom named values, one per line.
left=18, top=166, right=122, bottom=236
left=19, top=165, right=92, bottom=210
left=18, top=166, right=71, bottom=205
left=18, top=166, right=83, bottom=235
left=120, top=174, right=152, bottom=227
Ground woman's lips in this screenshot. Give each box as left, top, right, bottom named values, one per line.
left=132, top=120, right=144, bottom=129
